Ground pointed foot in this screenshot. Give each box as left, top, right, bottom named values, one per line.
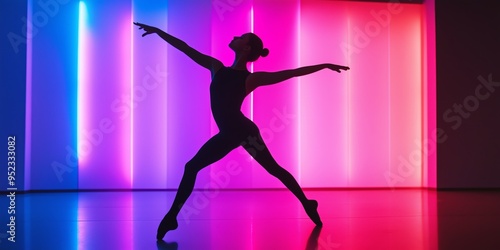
left=304, top=200, right=323, bottom=227
left=157, top=214, right=178, bottom=240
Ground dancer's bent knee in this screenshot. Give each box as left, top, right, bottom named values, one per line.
left=184, top=160, right=202, bottom=175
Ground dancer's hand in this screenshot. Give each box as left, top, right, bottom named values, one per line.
left=326, top=64, right=350, bottom=73
left=133, top=22, right=159, bottom=37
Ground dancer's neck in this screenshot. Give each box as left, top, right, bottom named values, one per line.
left=231, top=54, right=248, bottom=71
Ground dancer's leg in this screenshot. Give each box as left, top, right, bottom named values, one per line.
left=242, top=133, right=322, bottom=226
left=157, top=133, right=240, bottom=239
left=169, top=134, right=238, bottom=216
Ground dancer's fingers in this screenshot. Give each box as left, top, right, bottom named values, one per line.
left=142, top=31, right=154, bottom=37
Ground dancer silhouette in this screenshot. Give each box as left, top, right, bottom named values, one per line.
left=133, top=22, right=349, bottom=240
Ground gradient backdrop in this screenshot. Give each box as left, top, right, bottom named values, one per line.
left=18, top=0, right=435, bottom=190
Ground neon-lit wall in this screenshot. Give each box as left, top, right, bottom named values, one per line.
left=18, top=0, right=432, bottom=190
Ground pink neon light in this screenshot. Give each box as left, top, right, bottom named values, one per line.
left=78, top=1, right=133, bottom=188
left=423, top=0, right=437, bottom=188
left=250, top=6, right=254, bottom=121
left=297, top=0, right=302, bottom=183
left=120, top=14, right=133, bottom=187
left=299, top=1, right=349, bottom=187
left=130, top=11, right=134, bottom=186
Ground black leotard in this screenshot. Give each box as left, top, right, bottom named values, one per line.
left=210, top=67, right=259, bottom=138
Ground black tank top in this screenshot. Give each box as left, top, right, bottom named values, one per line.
left=210, top=67, right=251, bottom=130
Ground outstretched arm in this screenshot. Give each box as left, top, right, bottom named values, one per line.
left=134, top=22, right=223, bottom=75
left=246, top=63, right=349, bottom=92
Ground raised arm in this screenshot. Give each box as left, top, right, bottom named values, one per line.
left=134, top=22, right=223, bottom=75
left=246, top=63, right=349, bottom=93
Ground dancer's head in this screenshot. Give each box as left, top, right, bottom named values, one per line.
left=229, top=33, right=269, bottom=62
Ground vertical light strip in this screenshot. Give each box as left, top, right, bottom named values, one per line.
left=421, top=13, right=426, bottom=187
left=129, top=6, right=135, bottom=245
left=77, top=2, right=86, bottom=247
left=130, top=9, right=134, bottom=187
left=77, top=1, right=88, bottom=167
left=164, top=11, right=168, bottom=188
left=425, top=0, right=436, bottom=187
left=388, top=24, right=391, bottom=186
left=24, top=0, right=33, bottom=190
left=297, top=0, right=301, bottom=183
left=346, top=16, right=352, bottom=186
left=246, top=5, right=254, bottom=162
left=421, top=17, right=425, bottom=187
left=250, top=6, right=254, bottom=121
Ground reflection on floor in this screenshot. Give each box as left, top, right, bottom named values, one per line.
left=1, top=189, right=500, bottom=250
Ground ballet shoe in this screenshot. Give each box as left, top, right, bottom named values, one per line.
left=304, top=199, right=323, bottom=226
left=157, top=214, right=178, bottom=240
left=156, top=240, right=179, bottom=250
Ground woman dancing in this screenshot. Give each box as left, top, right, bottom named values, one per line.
left=133, top=22, right=349, bottom=240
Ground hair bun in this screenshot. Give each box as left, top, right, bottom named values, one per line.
left=261, top=48, right=269, bottom=57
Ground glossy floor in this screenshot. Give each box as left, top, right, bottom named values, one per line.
left=1, top=189, right=500, bottom=250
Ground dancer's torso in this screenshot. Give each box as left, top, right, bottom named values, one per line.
left=210, top=67, right=254, bottom=132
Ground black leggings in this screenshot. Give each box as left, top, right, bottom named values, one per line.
left=166, top=121, right=308, bottom=217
